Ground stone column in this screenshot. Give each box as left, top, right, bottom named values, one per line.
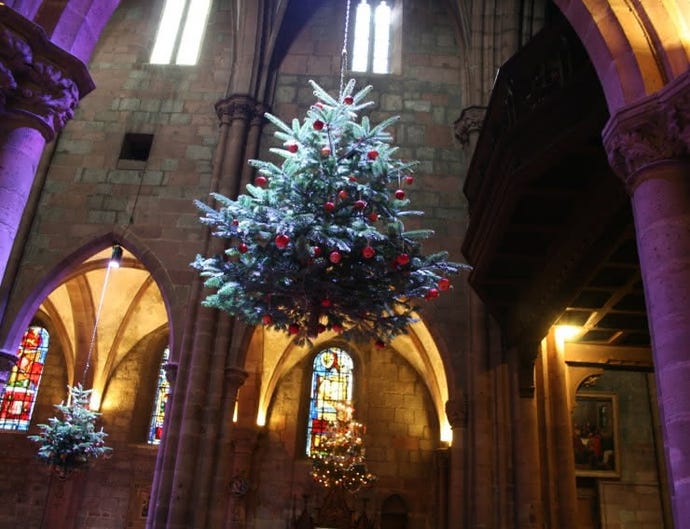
left=149, top=94, right=265, bottom=529
left=445, top=394, right=467, bottom=529
left=0, top=5, right=93, bottom=392
left=511, top=341, right=543, bottom=529
left=603, top=70, right=690, bottom=528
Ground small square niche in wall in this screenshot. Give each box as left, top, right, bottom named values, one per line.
left=119, top=133, right=154, bottom=162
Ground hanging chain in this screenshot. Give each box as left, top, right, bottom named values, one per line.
left=340, top=0, right=353, bottom=98
left=81, top=264, right=114, bottom=384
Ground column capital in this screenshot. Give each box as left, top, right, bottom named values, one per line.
left=0, top=5, right=94, bottom=140
left=454, top=105, right=486, bottom=146
left=163, top=361, right=179, bottom=387
left=0, top=349, right=16, bottom=387
left=225, top=366, right=249, bottom=388
left=215, top=94, right=267, bottom=124
left=445, top=394, right=467, bottom=429
left=603, top=71, right=690, bottom=192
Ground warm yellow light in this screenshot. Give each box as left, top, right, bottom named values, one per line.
left=441, top=421, right=453, bottom=445
left=233, top=399, right=238, bottom=423
left=555, top=325, right=582, bottom=342
left=89, top=389, right=102, bottom=411
left=256, top=410, right=266, bottom=427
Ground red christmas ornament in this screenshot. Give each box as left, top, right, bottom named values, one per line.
left=312, top=246, right=322, bottom=257
left=368, top=212, right=379, bottom=222
left=396, top=253, right=410, bottom=266
left=367, top=150, right=379, bottom=160
left=262, top=314, right=273, bottom=325
left=321, top=146, right=331, bottom=156
left=344, top=95, right=354, bottom=104
left=394, top=189, right=406, bottom=199
left=318, top=324, right=327, bottom=334
left=329, top=250, right=342, bottom=264
left=286, top=142, right=299, bottom=153
left=338, top=189, right=348, bottom=200
left=313, top=119, right=325, bottom=130
left=238, top=242, right=248, bottom=254
left=232, top=219, right=239, bottom=226
left=375, top=340, right=386, bottom=349
left=288, top=323, right=300, bottom=335
left=332, top=323, right=344, bottom=333
left=321, top=298, right=333, bottom=308
left=362, top=246, right=375, bottom=259
left=348, top=175, right=357, bottom=182
left=425, top=288, right=440, bottom=300
left=275, top=234, right=290, bottom=249
left=404, top=175, right=414, bottom=185
left=255, top=175, right=268, bottom=187
left=324, top=201, right=336, bottom=213
left=354, top=199, right=367, bottom=210
left=438, top=277, right=451, bottom=291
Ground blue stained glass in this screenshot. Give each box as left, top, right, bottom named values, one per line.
left=0, top=326, right=50, bottom=431
left=306, top=347, right=354, bottom=455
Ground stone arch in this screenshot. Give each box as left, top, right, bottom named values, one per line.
left=555, top=0, right=690, bottom=112
left=0, top=231, right=174, bottom=402
left=251, top=314, right=453, bottom=443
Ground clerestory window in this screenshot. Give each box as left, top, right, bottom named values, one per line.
left=0, top=326, right=50, bottom=431
left=306, top=347, right=354, bottom=455
left=351, top=0, right=396, bottom=74
left=150, top=0, right=212, bottom=65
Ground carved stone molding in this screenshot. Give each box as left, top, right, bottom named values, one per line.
left=445, top=395, right=467, bottom=429
left=603, top=70, right=690, bottom=192
left=0, top=5, right=94, bottom=140
left=453, top=105, right=486, bottom=146
left=215, top=94, right=267, bottom=124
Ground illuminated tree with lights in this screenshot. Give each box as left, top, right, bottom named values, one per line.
left=310, top=402, right=376, bottom=492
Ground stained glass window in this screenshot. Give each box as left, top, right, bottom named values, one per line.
left=150, top=0, right=213, bottom=65
left=147, top=347, right=170, bottom=445
left=306, top=347, right=354, bottom=455
left=0, top=326, right=50, bottom=431
left=351, top=1, right=392, bottom=74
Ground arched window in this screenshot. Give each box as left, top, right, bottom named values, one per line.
left=150, top=0, right=213, bottom=65
left=306, top=347, right=354, bottom=455
left=0, top=326, right=50, bottom=431
left=351, top=1, right=393, bottom=74
left=147, top=347, right=170, bottom=444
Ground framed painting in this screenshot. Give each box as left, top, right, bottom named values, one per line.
left=572, top=392, right=620, bottom=477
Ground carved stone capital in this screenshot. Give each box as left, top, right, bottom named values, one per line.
left=453, top=105, right=486, bottom=146
left=0, top=6, right=94, bottom=140
left=445, top=395, right=467, bottom=429
left=163, top=361, right=179, bottom=387
left=603, top=71, right=690, bottom=192
left=0, top=349, right=16, bottom=387
left=225, top=366, right=249, bottom=389
left=215, top=94, right=266, bottom=124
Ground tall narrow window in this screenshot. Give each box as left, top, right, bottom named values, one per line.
left=351, top=1, right=392, bottom=74
left=306, top=347, right=354, bottom=455
left=147, top=347, right=170, bottom=445
left=150, top=0, right=212, bottom=65
left=0, top=326, right=50, bottom=431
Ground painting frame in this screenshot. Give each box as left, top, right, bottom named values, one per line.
left=572, top=392, right=620, bottom=478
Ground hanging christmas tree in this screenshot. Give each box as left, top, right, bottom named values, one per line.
left=310, top=402, right=376, bottom=492
left=193, top=80, right=469, bottom=344
left=28, top=384, right=111, bottom=478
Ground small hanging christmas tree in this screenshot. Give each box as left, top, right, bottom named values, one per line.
left=192, top=80, right=469, bottom=344
left=310, top=403, right=376, bottom=492
left=28, top=384, right=111, bottom=478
